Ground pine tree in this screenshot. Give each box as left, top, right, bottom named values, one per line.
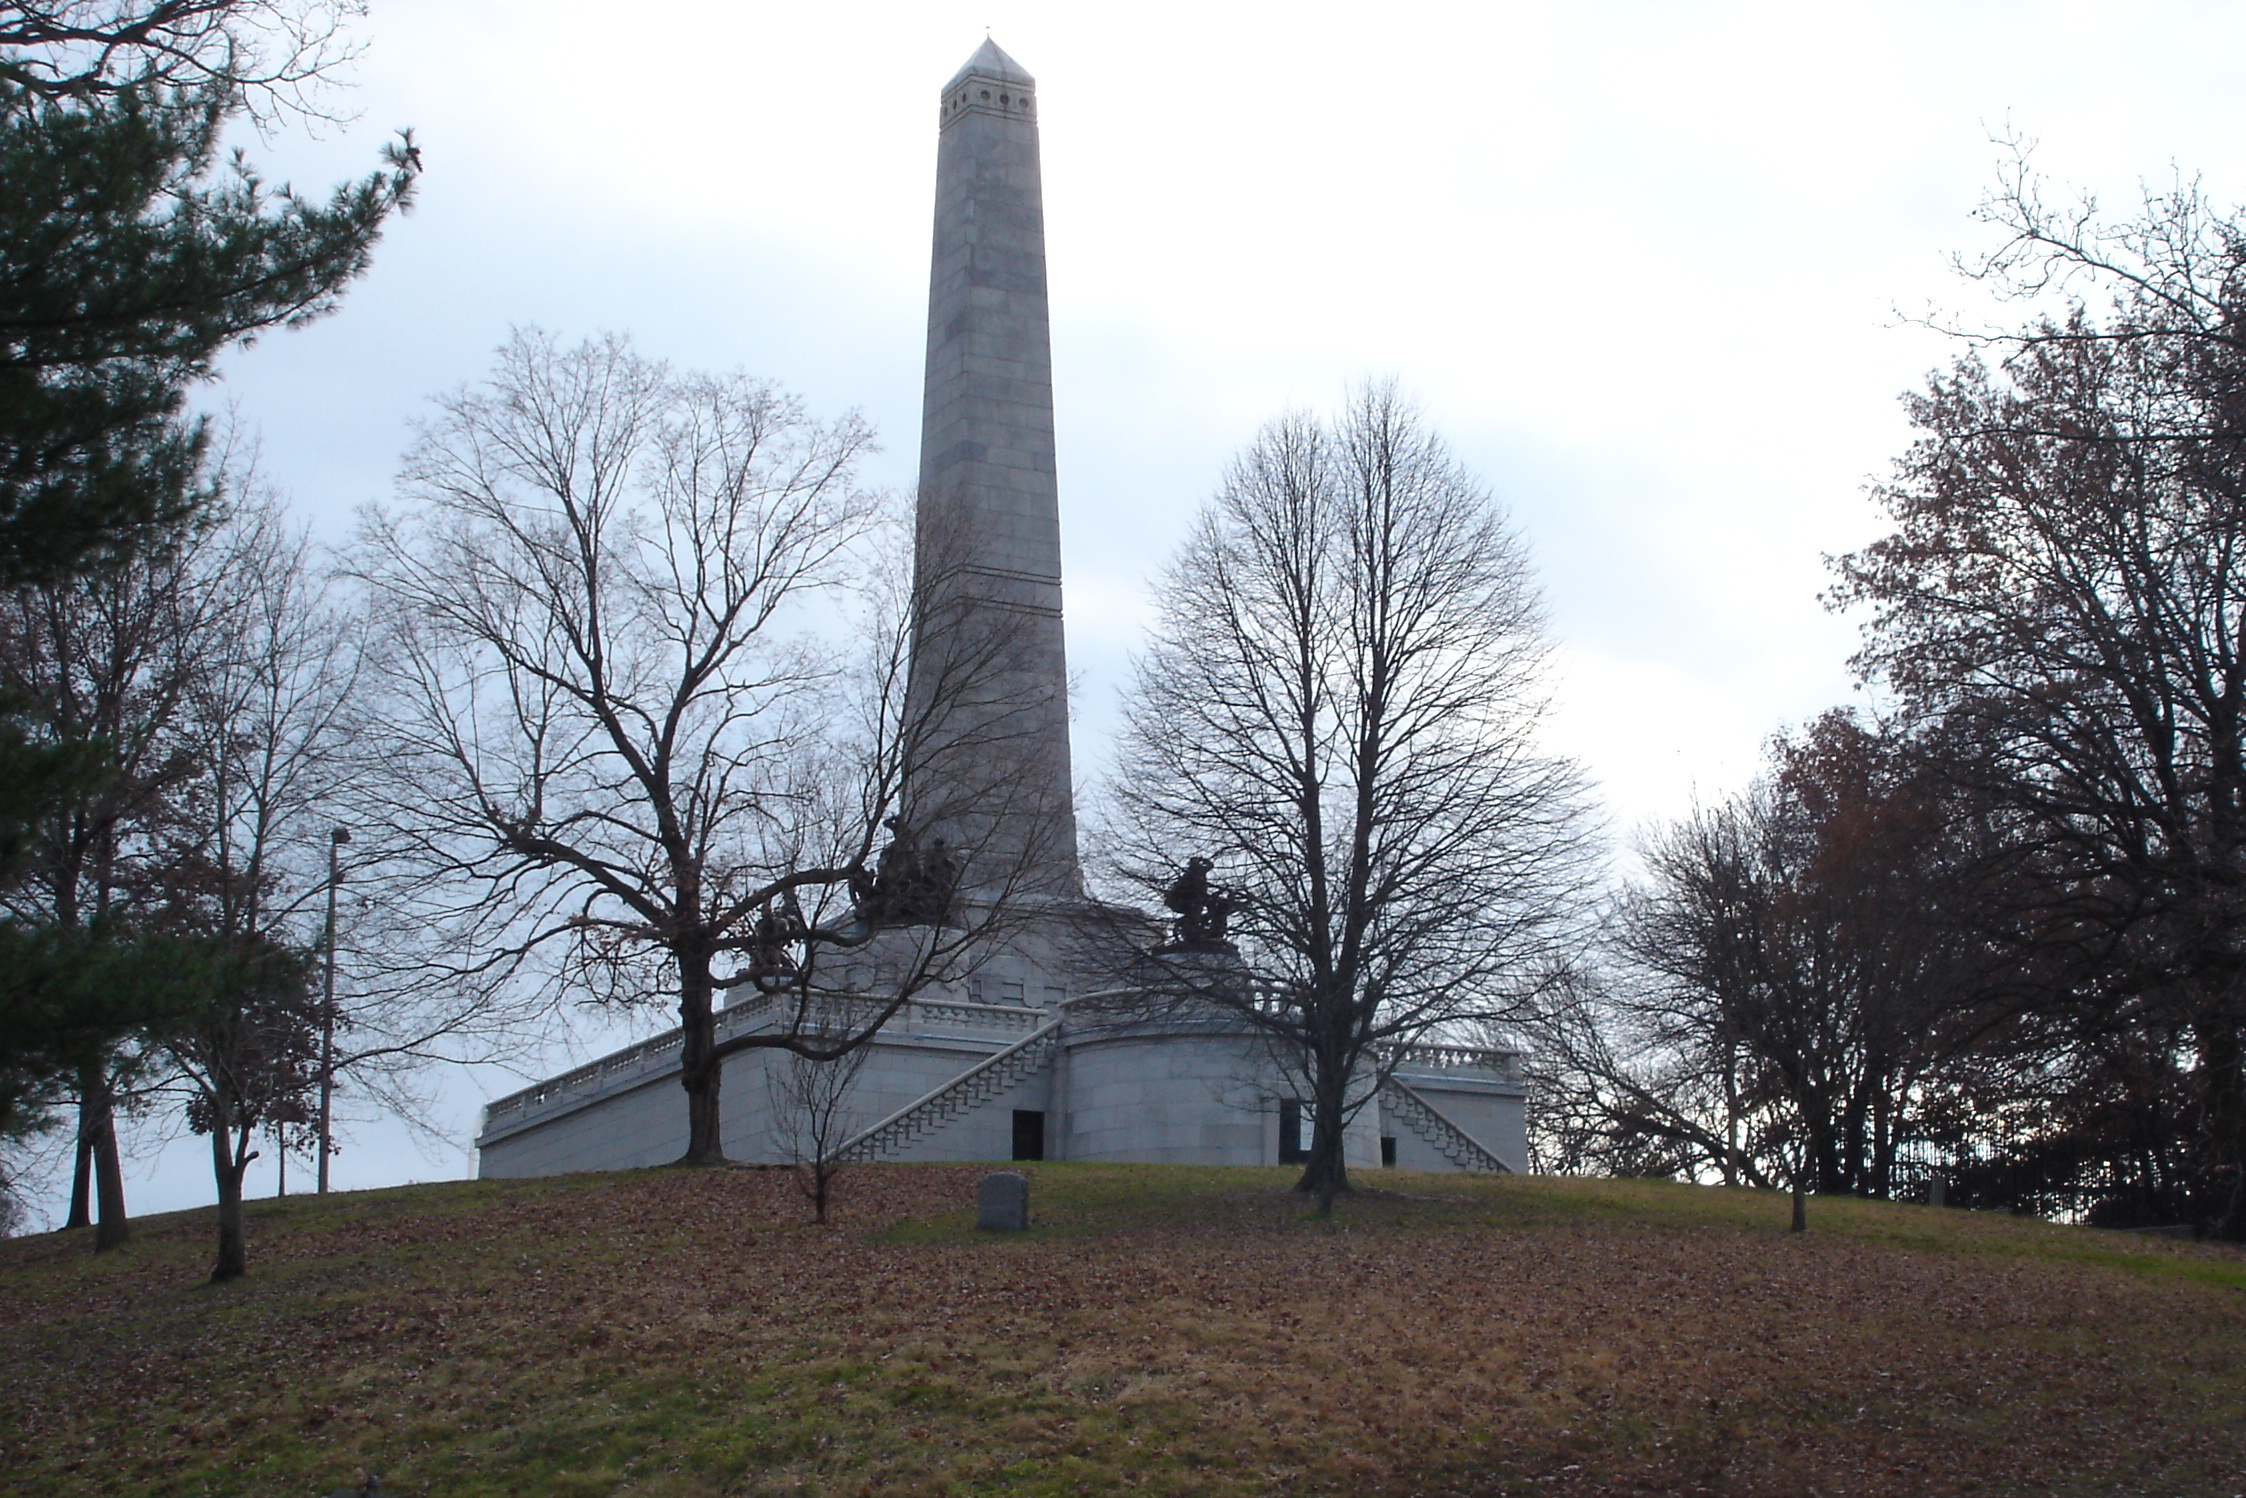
left=0, top=6, right=414, bottom=1238
left=0, top=76, right=416, bottom=582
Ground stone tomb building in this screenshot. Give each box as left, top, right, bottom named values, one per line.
left=474, top=42, right=1526, bottom=1182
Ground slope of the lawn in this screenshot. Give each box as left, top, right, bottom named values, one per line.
left=1, top=1163, right=2241, bottom=1498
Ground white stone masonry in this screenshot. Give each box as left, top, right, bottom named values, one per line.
left=907, top=38, right=1082, bottom=899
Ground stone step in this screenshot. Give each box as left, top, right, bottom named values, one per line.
left=1382, top=1077, right=1510, bottom=1175
left=835, top=1022, right=1061, bottom=1164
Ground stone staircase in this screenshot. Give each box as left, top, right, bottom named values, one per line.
left=1382, top=1075, right=1516, bottom=1174
left=832, top=1018, right=1062, bottom=1164
left=480, top=991, right=779, bottom=1134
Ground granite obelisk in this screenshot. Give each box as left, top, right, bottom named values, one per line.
left=907, top=40, right=1081, bottom=899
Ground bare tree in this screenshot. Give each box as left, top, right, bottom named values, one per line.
left=167, top=933, right=316, bottom=1281
left=1541, top=714, right=2013, bottom=1227
left=140, top=494, right=337, bottom=1278
left=1525, top=964, right=1778, bottom=1187
left=1106, top=384, right=1596, bottom=1209
left=1834, top=160, right=2246, bottom=1237
left=356, top=330, right=1060, bottom=1168
left=161, top=492, right=520, bottom=1256
left=0, top=1160, right=28, bottom=1235
left=765, top=1000, right=871, bottom=1224
left=0, top=468, right=524, bottom=1266
left=0, top=1, right=364, bottom=120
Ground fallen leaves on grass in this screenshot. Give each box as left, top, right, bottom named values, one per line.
left=0, top=1167, right=2241, bottom=1498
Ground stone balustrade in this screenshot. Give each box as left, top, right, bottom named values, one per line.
left=479, top=987, right=1051, bottom=1131
left=480, top=975, right=1520, bottom=1143
left=902, top=998, right=1047, bottom=1033
left=1381, top=1041, right=1521, bottom=1078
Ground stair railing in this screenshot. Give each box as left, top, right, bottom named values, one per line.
left=830, top=1017, right=1063, bottom=1164
left=1381, top=1074, right=1519, bottom=1174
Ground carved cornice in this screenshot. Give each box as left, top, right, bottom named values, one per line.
left=940, top=76, right=1036, bottom=131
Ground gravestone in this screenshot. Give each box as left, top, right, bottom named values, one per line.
left=978, top=1170, right=1030, bottom=1231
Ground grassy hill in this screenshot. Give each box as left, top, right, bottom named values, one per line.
left=1, top=1164, right=2241, bottom=1497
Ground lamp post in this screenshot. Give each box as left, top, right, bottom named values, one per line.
left=317, top=825, right=350, bottom=1195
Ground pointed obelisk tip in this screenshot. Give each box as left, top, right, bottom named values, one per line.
left=947, top=36, right=1034, bottom=91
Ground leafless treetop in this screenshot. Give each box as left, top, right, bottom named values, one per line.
left=0, top=1, right=363, bottom=120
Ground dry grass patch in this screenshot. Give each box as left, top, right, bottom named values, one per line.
left=1, top=1164, right=2240, bottom=1496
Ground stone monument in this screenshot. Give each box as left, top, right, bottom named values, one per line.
left=470, top=42, right=1529, bottom=1183
left=905, top=38, right=1082, bottom=902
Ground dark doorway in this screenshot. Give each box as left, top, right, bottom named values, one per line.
left=1012, top=1109, right=1046, bottom=1161
left=1381, top=1136, right=1398, bottom=1167
left=1279, top=1100, right=1310, bottom=1164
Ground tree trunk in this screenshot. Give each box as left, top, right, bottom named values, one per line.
left=1293, top=1069, right=1351, bottom=1216
left=1791, top=1178, right=1808, bottom=1233
left=64, top=1111, right=92, bottom=1231
left=1838, top=1090, right=1869, bottom=1197
left=675, top=942, right=727, bottom=1166
left=85, top=1068, right=129, bottom=1252
left=1720, top=1040, right=1745, bottom=1187
left=2199, top=1008, right=2245, bottom=1240
left=1869, top=1084, right=1896, bottom=1201
left=209, top=1124, right=249, bottom=1283
left=1809, top=1107, right=1841, bottom=1197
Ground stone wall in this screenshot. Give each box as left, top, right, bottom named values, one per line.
left=1059, top=1023, right=1273, bottom=1165
left=478, top=1002, right=1528, bottom=1179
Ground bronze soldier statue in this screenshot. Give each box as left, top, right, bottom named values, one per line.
left=1160, top=856, right=1243, bottom=951
left=854, top=817, right=961, bottom=927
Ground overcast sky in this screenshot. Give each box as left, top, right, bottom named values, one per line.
left=34, top=0, right=2246, bottom=1222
